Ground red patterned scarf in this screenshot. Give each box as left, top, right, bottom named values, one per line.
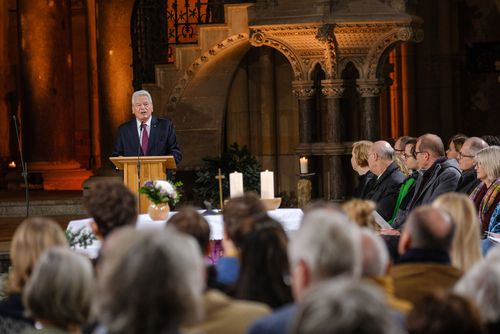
left=471, top=178, right=500, bottom=232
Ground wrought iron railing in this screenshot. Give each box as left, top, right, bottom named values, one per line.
left=132, top=0, right=255, bottom=88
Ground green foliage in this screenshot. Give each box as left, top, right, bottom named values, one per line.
left=194, top=143, right=261, bottom=207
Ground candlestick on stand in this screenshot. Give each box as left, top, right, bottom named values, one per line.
left=215, top=168, right=225, bottom=210
left=300, top=157, right=308, bottom=174
left=260, top=170, right=274, bottom=199
left=229, top=171, right=244, bottom=198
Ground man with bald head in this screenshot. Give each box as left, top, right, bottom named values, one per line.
left=456, top=137, right=489, bottom=194
left=392, top=134, right=461, bottom=229
left=391, top=205, right=461, bottom=304
left=365, top=141, right=405, bottom=221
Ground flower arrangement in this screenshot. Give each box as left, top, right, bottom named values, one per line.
left=139, top=180, right=183, bottom=205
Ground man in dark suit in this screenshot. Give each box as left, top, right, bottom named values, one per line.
left=112, top=90, right=182, bottom=164
left=366, top=141, right=405, bottom=221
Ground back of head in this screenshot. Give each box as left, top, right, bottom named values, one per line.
left=97, top=228, right=203, bottom=334
left=24, top=247, right=93, bottom=329
left=291, top=279, right=402, bottom=334
left=360, top=229, right=389, bottom=277
left=222, top=192, right=267, bottom=248
left=432, top=193, right=482, bottom=271
left=290, top=209, right=361, bottom=282
left=372, top=141, right=394, bottom=161
left=352, top=140, right=373, bottom=167
left=404, top=205, right=455, bottom=252
left=168, top=206, right=210, bottom=254
left=8, top=217, right=68, bottom=293
left=395, top=136, right=415, bottom=151
left=465, top=137, right=489, bottom=156
left=237, top=219, right=293, bottom=308
left=482, top=135, right=500, bottom=146
left=84, top=181, right=138, bottom=238
left=418, top=133, right=445, bottom=158
left=341, top=199, right=378, bottom=230
left=474, top=146, right=500, bottom=182
left=455, top=259, right=500, bottom=324
left=406, top=292, right=484, bottom=334
left=449, top=134, right=468, bottom=152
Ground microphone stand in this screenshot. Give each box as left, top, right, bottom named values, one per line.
left=12, top=115, right=29, bottom=217
left=137, top=125, right=143, bottom=212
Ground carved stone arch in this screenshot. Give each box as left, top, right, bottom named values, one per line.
left=167, top=33, right=249, bottom=108
left=249, top=31, right=307, bottom=81
left=362, top=26, right=417, bottom=80
left=307, top=60, right=327, bottom=80
left=338, top=57, right=363, bottom=78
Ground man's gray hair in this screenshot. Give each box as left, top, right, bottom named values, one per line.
left=454, top=258, right=500, bottom=323
left=466, top=137, right=489, bottom=156
left=360, top=228, right=389, bottom=277
left=23, top=247, right=94, bottom=328
left=291, top=278, right=403, bottom=334
left=97, top=227, right=204, bottom=334
left=131, top=90, right=153, bottom=105
left=289, top=209, right=361, bottom=282
left=373, top=141, right=394, bottom=161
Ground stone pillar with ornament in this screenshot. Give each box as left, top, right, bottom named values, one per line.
left=292, top=80, right=315, bottom=208
left=357, top=79, right=383, bottom=141
left=322, top=79, right=344, bottom=201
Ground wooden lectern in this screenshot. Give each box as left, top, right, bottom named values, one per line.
left=110, top=156, right=176, bottom=213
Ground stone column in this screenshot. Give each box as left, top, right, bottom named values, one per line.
left=322, top=79, right=344, bottom=201
left=259, top=47, right=276, bottom=171
left=18, top=0, right=75, bottom=163
left=292, top=80, right=315, bottom=144
left=0, top=2, right=11, bottom=160
left=357, top=79, right=383, bottom=141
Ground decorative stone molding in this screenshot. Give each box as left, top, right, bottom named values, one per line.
left=167, top=33, right=249, bottom=108
left=321, top=79, right=344, bottom=98
left=292, top=80, right=315, bottom=99
left=357, top=79, right=384, bottom=97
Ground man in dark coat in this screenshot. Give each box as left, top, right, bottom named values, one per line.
left=456, top=137, right=488, bottom=194
left=112, top=90, right=182, bottom=165
left=366, top=141, right=405, bottom=221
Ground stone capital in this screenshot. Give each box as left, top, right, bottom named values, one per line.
left=292, top=80, right=315, bottom=99
left=356, top=79, right=384, bottom=97
left=321, top=79, right=344, bottom=98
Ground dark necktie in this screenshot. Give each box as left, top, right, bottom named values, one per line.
left=141, top=123, right=149, bottom=155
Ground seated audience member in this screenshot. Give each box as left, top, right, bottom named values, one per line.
left=351, top=140, right=376, bottom=199
left=394, top=135, right=414, bottom=158
left=360, top=229, right=412, bottom=314
left=391, top=206, right=461, bottom=304
left=216, top=193, right=267, bottom=286
left=470, top=146, right=500, bottom=234
left=341, top=199, right=378, bottom=230
left=83, top=181, right=138, bottom=240
left=432, top=193, right=482, bottom=271
left=446, top=134, right=468, bottom=161
left=406, top=292, right=484, bottom=334
left=455, top=255, right=500, bottom=334
left=235, top=219, right=293, bottom=309
left=488, top=202, right=500, bottom=234
left=482, top=135, right=500, bottom=146
left=0, top=218, right=68, bottom=334
left=22, top=248, right=94, bottom=334
left=169, top=208, right=272, bottom=334
left=457, top=137, right=488, bottom=194
left=290, top=279, right=403, bottom=334
left=96, top=227, right=204, bottom=334
left=365, top=141, right=405, bottom=221
left=247, top=209, right=361, bottom=334
left=388, top=139, right=419, bottom=226
left=392, top=134, right=461, bottom=229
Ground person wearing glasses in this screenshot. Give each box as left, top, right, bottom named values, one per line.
left=456, top=137, right=489, bottom=194
left=391, top=133, right=461, bottom=229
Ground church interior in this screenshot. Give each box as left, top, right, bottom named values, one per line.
left=0, top=1, right=499, bottom=242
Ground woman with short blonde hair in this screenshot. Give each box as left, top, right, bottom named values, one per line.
left=433, top=193, right=482, bottom=271
left=0, top=217, right=68, bottom=334
left=351, top=141, right=376, bottom=199
left=342, top=199, right=379, bottom=231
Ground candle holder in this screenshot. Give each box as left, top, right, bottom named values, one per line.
left=260, top=197, right=282, bottom=211
left=297, top=173, right=316, bottom=209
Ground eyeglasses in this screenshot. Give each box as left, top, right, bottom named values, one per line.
left=458, top=151, right=474, bottom=159
left=414, top=150, right=428, bottom=156
left=403, top=153, right=416, bottom=159
left=394, top=149, right=405, bottom=153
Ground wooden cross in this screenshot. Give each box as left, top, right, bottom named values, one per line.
left=215, top=168, right=225, bottom=210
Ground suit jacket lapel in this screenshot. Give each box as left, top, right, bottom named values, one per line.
left=147, top=116, right=159, bottom=155
left=128, top=119, right=140, bottom=154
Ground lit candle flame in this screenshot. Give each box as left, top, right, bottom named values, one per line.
left=8, top=161, right=16, bottom=168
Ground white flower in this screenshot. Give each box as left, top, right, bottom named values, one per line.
left=154, top=180, right=176, bottom=197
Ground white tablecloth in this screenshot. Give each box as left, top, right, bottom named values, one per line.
left=67, top=208, right=303, bottom=259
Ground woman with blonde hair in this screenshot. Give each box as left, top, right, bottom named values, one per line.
left=351, top=140, right=376, bottom=199
left=0, top=217, right=68, bottom=334
left=341, top=199, right=379, bottom=231
left=433, top=193, right=482, bottom=271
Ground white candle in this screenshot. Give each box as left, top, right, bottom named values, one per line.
left=300, top=157, right=308, bottom=174
left=260, top=170, right=274, bottom=199
left=229, top=171, right=244, bottom=198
